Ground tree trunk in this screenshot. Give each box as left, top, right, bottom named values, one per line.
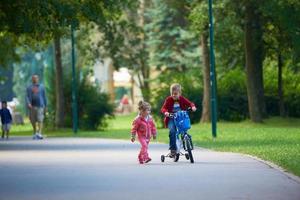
left=200, top=33, right=211, bottom=123
left=277, top=51, right=285, bottom=117
left=54, top=35, right=65, bottom=128
left=108, top=59, right=115, bottom=102
left=244, top=3, right=266, bottom=122
left=140, top=59, right=150, bottom=102
left=139, top=0, right=150, bottom=102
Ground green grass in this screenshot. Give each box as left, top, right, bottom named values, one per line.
left=10, top=114, right=300, bottom=177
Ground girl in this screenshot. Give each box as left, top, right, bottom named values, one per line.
left=131, top=101, right=157, bottom=164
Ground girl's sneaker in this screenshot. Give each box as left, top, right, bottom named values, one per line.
left=145, top=158, right=152, bottom=163
left=139, top=160, right=144, bottom=164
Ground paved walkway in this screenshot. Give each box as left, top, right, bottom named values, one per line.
left=0, top=137, right=299, bottom=200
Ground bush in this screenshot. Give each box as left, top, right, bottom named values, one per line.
left=78, top=80, right=114, bottom=130
left=217, top=69, right=249, bottom=121
left=218, top=95, right=248, bottom=121
left=62, top=70, right=114, bottom=130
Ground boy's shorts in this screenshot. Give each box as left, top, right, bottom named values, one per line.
left=29, top=107, right=45, bottom=123
left=2, top=123, right=11, bottom=132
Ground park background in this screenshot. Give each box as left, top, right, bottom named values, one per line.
left=0, top=0, right=300, bottom=177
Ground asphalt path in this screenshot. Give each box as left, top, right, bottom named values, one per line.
left=0, top=137, right=299, bottom=200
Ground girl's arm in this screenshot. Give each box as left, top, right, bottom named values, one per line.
left=150, top=119, right=157, bottom=137
left=130, top=118, right=139, bottom=137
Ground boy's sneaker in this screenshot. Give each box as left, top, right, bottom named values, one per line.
left=145, top=158, right=152, bottom=163
left=32, top=134, right=38, bottom=140
left=170, top=150, right=176, bottom=158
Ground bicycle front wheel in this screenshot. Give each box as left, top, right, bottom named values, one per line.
left=185, top=136, right=194, bottom=163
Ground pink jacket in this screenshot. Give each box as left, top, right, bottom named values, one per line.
left=131, top=115, right=157, bottom=138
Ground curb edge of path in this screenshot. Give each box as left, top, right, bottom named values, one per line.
left=238, top=153, right=300, bottom=185
left=192, top=146, right=300, bottom=184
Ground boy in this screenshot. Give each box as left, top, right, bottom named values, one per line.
left=161, top=83, right=196, bottom=156
left=0, top=101, right=12, bottom=139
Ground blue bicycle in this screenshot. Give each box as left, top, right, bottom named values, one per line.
left=161, top=109, right=194, bottom=163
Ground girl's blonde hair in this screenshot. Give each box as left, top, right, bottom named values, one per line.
left=170, top=83, right=182, bottom=95
left=138, top=100, right=151, bottom=111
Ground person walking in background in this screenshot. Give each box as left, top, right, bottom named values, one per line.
left=130, top=101, right=157, bottom=164
left=0, top=101, right=12, bottom=139
left=26, top=75, right=47, bottom=140
left=120, top=94, right=130, bottom=114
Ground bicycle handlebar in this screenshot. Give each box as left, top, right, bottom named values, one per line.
left=168, top=107, right=193, bottom=118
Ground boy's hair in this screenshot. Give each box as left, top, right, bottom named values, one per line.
left=1, top=101, right=7, bottom=104
left=170, top=83, right=182, bottom=94
left=138, top=100, right=151, bottom=111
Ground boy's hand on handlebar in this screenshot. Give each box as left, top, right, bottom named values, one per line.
left=191, top=106, right=197, bottom=112
left=164, top=112, right=170, bottom=117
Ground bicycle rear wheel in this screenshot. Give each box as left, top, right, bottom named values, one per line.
left=185, top=136, right=194, bottom=163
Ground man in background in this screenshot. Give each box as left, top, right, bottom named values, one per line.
left=26, top=75, right=47, bottom=139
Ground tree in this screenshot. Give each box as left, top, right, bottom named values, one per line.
left=244, top=1, right=266, bottom=122
left=0, top=32, right=19, bottom=70
left=54, top=35, right=65, bottom=127
left=80, top=1, right=153, bottom=101
left=0, top=66, right=14, bottom=101
left=189, top=1, right=211, bottom=123
left=145, top=0, right=199, bottom=71
left=2, top=0, right=133, bottom=129
left=13, top=48, right=48, bottom=114
left=262, top=0, right=300, bottom=117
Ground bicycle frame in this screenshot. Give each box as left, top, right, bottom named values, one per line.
left=170, top=110, right=193, bottom=153
left=161, top=109, right=195, bottom=163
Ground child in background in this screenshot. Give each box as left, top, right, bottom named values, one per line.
left=131, top=101, right=157, bottom=164
left=0, top=101, right=12, bottom=139
left=161, top=83, right=196, bottom=156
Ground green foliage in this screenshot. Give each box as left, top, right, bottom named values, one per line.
left=0, top=32, right=19, bottom=68
left=0, top=0, right=133, bottom=73
left=63, top=69, right=114, bottom=130
left=145, top=0, right=200, bottom=70
left=217, top=69, right=248, bottom=121
left=12, top=47, right=50, bottom=114
left=263, top=58, right=300, bottom=117
left=0, top=66, right=14, bottom=101
left=78, top=78, right=114, bottom=130
left=189, top=1, right=208, bottom=33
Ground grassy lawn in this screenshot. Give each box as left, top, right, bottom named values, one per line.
left=10, top=114, right=300, bottom=177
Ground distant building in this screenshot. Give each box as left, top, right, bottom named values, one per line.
left=93, top=58, right=114, bottom=101
left=93, top=59, right=142, bottom=112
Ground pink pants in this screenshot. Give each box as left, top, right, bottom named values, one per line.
left=138, top=136, right=150, bottom=162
